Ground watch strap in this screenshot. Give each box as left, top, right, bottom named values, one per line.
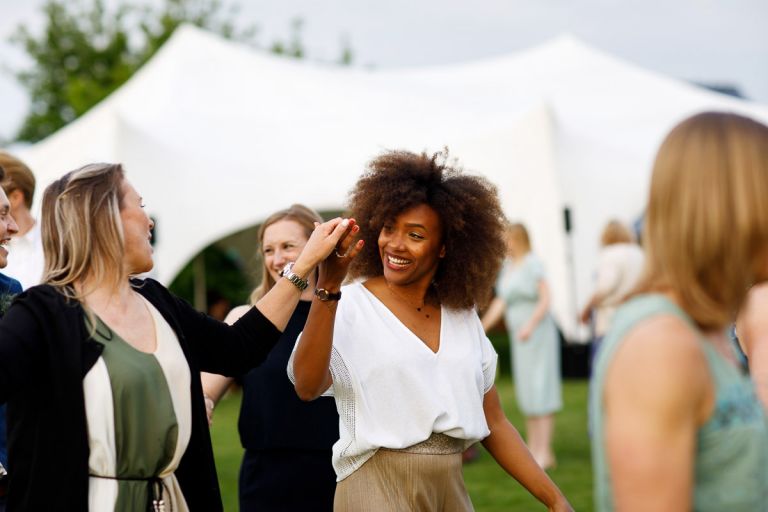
left=315, top=288, right=342, bottom=301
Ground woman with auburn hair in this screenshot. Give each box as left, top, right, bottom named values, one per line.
left=202, top=204, right=338, bottom=511
left=591, top=112, right=768, bottom=511
left=481, top=223, right=562, bottom=470
left=291, top=150, right=572, bottom=511
left=0, top=164, right=353, bottom=511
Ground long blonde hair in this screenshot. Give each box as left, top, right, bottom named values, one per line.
left=636, top=112, right=768, bottom=330
left=249, top=204, right=323, bottom=304
left=41, top=163, right=126, bottom=301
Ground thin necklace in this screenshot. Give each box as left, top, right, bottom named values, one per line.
left=386, top=283, right=432, bottom=319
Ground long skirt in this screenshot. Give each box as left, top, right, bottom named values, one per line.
left=334, top=434, right=474, bottom=511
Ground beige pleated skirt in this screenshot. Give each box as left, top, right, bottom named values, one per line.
left=334, top=434, right=474, bottom=512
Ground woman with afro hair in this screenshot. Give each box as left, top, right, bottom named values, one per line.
left=290, top=150, right=572, bottom=511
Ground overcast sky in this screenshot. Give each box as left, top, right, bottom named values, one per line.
left=1, top=0, right=766, bottom=142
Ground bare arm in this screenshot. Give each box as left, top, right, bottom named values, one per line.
left=518, top=279, right=551, bottom=341
left=481, top=297, right=505, bottom=332
left=292, top=223, right=364, bottom=400
left=201, top=373, right=234, bottom=404
left=604, top=315, right=709, bottom=511
left=579, top=292, right=599, bottom=324
left=481, top=386, right=572, bottom=511
left=292, top=290, right=338, bottom=400
left=736, top=283, right=768, bottom=410
left=580, top=253, right=622, bottom=323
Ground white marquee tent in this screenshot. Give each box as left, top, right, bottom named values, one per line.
left=18, top=25, right=768, bottom=340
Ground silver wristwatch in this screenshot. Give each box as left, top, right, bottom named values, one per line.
left=280, top=262, right=309, bottom=291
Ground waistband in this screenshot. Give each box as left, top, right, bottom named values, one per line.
left=381, top=433, right=465, bottom=455
left=89, top=473, right=171, bottom=512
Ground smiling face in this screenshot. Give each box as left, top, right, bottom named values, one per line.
left=262, top=219, right=310, bottom=283
left=378, top=203, right=445, bottom=288
left=0, top=188, right=19, bottom=268
left=119, top=179, right=154, bottom=275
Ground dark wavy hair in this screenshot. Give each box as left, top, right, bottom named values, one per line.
left=347, top=150, right=506, bottom=309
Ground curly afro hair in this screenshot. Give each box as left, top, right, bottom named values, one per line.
left=347, top=150, right=507, bottom=310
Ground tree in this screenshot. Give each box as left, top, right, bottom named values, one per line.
left=11, top=0, right=351, bottom=142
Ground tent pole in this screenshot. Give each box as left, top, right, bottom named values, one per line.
left=564, top=206, right=579, bottom=342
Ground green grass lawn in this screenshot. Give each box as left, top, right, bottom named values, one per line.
left=209, top=378, right=593, bottom=511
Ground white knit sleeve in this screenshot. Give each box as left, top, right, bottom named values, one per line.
left=286, top=332, right=334, bottom=397
left=478, top=318, right=498, bottom=393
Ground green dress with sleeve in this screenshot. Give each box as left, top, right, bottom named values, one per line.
left=496, top=254, right=562, bottom=415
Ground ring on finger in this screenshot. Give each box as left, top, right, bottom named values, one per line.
left=335, top=249, right=346, bottom=258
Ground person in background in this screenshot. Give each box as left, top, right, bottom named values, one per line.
left=292, top=150, right=572, bottom=511
left=0, top=163, right=351, bottom=511
left=0, top=152, right=43, bottom=290
left=0, top=164, right=21, bottom=512
left=205, top=290, right=232, bottom=322
left=202, top=204, right=338, bottom=512
left=590, top=112, right=768, bottom=511
left=481, top=223, right=562, bottom=470
left=579, top=220, right=644, bottom=365
left=736, top=282, right=768, bottom=411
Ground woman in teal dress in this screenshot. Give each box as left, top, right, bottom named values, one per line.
left=482, top=223, right=561, bottom=470
left=590, top=112, right=768, bottom=511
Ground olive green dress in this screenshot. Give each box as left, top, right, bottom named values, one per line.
left=83, top=298, right=192, bottom=511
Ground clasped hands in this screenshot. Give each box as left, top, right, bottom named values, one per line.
left=293, top=217, right=364, bottom=288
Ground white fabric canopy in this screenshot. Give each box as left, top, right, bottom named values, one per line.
left=19, top=25, right=768, bottom=340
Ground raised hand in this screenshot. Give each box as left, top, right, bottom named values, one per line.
left=318, top=220, right=364, bottom=289
left=292, top=218, right=356, bottom=276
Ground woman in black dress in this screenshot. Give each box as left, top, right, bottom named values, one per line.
left=203, top=204, right=340, bottom=511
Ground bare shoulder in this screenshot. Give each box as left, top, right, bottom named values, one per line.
left=605, top=314, right=710, bottom=414
left=224, top=304, right=252, bottom=325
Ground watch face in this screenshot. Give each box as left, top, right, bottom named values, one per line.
left=280, top=262, right=294, bottom=277
left=315, top=288, right=341, bottom=301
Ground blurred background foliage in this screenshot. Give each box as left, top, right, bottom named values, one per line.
left=10, top=0, right=352, bottom=142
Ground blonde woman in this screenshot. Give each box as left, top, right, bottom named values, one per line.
left=202, top=204, right=338, bottom=511
left=481, top=223, right=562, bottom=470
left=0, top=164, right=351, bottom=511
left=579, top=220, right=644, bottom=361
left=591, top=112, right=768, bottom=511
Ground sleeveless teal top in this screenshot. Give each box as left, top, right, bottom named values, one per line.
left=590, top=294, right=768, bottom=511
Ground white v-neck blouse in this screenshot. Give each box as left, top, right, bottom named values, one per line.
left=289, top=282, right=498, bottom=481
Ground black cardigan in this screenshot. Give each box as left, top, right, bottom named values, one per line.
left=0, top=278, right=282, bottom=511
